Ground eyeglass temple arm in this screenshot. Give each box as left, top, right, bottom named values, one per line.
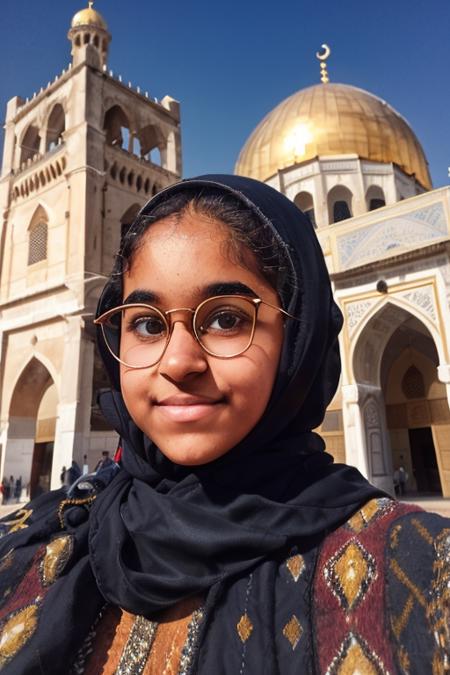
left=259, top=299, right=300, bottom=321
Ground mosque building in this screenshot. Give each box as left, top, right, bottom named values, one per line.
left=0, top=3, right=181, bottom=497
left=235, top=47, right=450, bottom=496
left=0, top=8, right=449, bottom=500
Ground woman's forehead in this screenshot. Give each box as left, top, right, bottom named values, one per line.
left=142, top=207, right=230, bottom=241
left=122, top=211, right=276, bottom=304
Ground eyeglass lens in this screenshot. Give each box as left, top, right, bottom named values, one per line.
left=102, top=296, right=257, bottom=367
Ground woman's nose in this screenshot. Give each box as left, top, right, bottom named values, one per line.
left=158, top=320, right=208, bottom=381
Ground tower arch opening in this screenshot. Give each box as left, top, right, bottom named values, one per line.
left=20, top=124, right=41, bottom=165
left=139, top=124, right=165, bottom=165
left=327, top=185, right=353, bottom=223
left=104, top=105, right=131, bottom=151
left=6, top=357, right=58, bottom=500
left=366, top=185, right=386, bottom=211
left=294, top=191, right=316, bottom=228
left=46, top=103, right=66, bottom=152
left=120, top=203, right=140, bottom=243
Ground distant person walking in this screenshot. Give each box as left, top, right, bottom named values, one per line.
left=394, top=465, right=408, bottom=496
left=14, top=477, right=22, bottom=503
left=94, top=451, right=114, bottom=472
left=82, top=454, right=89, bottom=475
left=1, top=478, right=8, bottom=505
left=8, top=476, right=14, bottom=504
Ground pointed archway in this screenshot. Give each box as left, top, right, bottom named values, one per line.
left=6, top=357, right=58, bottom=499
left=351, top=301, right=450, bottom=496
left=381, top=314, right=447, bottom=496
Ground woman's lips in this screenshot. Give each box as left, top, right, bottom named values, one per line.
left=155, top=395, right=224, bottom=423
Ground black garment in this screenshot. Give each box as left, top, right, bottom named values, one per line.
left=67, top=462, right=81, bottom=485
left=0, top=176, right=383, bottom=673
left=94, top=456, right=114, bottom=472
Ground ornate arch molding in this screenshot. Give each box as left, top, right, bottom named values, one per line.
left=349, top=293, right=444, bottom=387
left=18, top=119, right=39, bottom=149
left=28, top=201, right=55, bottom=227
left=7, top=354, right=59, bottom=419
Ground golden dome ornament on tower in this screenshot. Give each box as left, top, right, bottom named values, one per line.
left=71, top=1, right=108, bottom=30
left=235, top=46, right=431, bottom=190
left=68, top=1, right=111, bottom=70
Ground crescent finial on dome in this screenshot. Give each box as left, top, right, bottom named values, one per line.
left=316, top=44, right=331, bottom=83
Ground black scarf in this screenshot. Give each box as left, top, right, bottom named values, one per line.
left=0, top=175, right=383, bottom=674
left=90, top=175, right=382, bottom=614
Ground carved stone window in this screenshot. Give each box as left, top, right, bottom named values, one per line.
left=402, top=365, right=425, bottom=399
left=28, top=221, right=48, bottom=265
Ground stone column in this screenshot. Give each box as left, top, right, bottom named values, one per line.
left=50, top=316, right=87, bottom=489
left=341, top=384, right=370, bottom=477
left=437, top=363, right=450, bottom=410
left=342, top=383, right=395, bottom=495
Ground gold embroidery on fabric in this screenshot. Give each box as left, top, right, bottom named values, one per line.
left=178, top=607, right=204, bottom=675
left=57, top=496, right=96, bottom=529
left=0, top=549, right=14, bottom=573
left=398, top=645, right=410, bottom=672
left=390, top=559, right=426, bottom=608
left=0, top=604, right=39, bottom=667
left=347, top=499, right=380, bottom=533
left=324, top=540, right=377, bottom=611
left=237, top=613, right=253, bottom=643
left=427, top=529, right=450, bottom=673
left=115, top=615, right=158, bottom=674
left=286, top=554, right=305, bottom=582
left=412, top=518, right=434, bottom=546
left=41, top=535, right=74, bottom=586
left=1, top=509, right=33, bottom=534
left=334, top=640, right=378, bottom=674
left=390, top=549, right=429, bottom=642
left=282, top=615, right=302, bottom=650
left=325, top=633, right=385, bottom=675
left=391, top=594, right=414, bottom=640
left=390, top=524, right=402, bottom=550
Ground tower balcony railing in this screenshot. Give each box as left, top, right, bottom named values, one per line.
left=12, top=140, right=66, bottom=180
left=104, top=144, right=177, bottom=197
left=9, top=143, right=67, bottom=203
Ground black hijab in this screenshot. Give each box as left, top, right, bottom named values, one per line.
left=0, top=175, right=384, bottom=674
left=89, top=175, right=382, bottom=615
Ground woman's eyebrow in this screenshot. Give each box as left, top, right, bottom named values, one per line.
left=123, top=283, right=257, bottom=305
left=123, top=289, right=159, bottom=304
left=202, top=282, right=257, bottom=298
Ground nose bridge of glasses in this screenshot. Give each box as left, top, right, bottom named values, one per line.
left=165, top=307, right=196, bottom=317
left=163, top=307, right=197, bottom=335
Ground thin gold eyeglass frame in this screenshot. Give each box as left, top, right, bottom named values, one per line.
left=94, top=295, right=298, bottom=369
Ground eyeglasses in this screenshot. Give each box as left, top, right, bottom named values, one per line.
left=94, top=294, right=297, bottom=369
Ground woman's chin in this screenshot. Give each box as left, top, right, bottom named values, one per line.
left=157, top=439, right=232, bottom=467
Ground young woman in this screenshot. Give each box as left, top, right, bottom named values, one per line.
left=0, top=175, right=448, bottom=674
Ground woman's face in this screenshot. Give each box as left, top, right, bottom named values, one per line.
left=120, top=207, right=284, bottom=465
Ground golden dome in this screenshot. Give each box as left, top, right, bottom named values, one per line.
left=235, top=83, right=431, bottom=190
left=71, top=3, right=107, bottom=30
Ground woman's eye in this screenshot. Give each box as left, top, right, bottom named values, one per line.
left=203, top=310, right=248, bottom=333
left=130, top=316, right=166, bottom=339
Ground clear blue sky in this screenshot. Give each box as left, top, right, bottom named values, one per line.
left=1, top=0, right=449, bottom=187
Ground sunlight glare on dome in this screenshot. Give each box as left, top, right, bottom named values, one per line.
left=235, top=83, right=431, bottom=190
